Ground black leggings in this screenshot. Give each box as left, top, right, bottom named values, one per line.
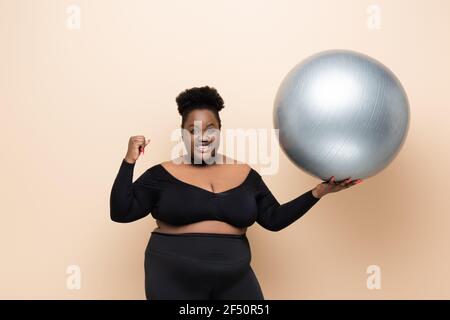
left=144, top=231, right=264, bottom=300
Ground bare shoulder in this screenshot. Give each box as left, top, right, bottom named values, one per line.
left=160, top=159, right=173, bottom=167
left=161, top=156, right=185, bottom=165
left=222, top=156, right=252, bottom=174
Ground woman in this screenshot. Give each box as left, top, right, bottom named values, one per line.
left=109, top=86, right=362, bottom=300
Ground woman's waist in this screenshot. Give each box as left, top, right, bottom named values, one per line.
left=154, top=219, right=248, bottom=235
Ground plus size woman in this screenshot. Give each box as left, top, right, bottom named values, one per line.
left=109, top=86, right=363, bottom=300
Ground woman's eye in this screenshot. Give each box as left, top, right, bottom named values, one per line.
left=190, top=126, right=214, bottom=134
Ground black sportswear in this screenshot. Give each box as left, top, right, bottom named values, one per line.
left=144, top=231, right=263, bottom=300
left=110, top=159, right=321, bottom=231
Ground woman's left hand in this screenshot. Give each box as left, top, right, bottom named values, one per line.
left=312, top=176, right=363, bottom=198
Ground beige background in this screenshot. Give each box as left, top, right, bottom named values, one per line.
left=1, top=0, right=449, bottom=299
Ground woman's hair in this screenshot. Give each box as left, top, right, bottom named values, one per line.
left=176, top=86, right=224, bottom=129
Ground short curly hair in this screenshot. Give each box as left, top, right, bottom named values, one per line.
left=175, top=86, right=224, bottom=129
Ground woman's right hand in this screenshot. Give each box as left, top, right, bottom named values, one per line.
left=124, top=135, right=151, bottom=164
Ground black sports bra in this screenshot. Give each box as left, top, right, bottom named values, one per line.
left=110, top=159, right=321, bottom=231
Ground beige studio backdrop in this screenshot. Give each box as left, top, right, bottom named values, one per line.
left=1, top=0, right=450, bottom=299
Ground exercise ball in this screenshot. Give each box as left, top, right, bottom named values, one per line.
left=273, top=50, right=410, bottom=181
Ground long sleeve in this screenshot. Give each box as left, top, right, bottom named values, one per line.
left=109, top=159, right=160, bottom=223
left=255, top=176, right=321, bottom=232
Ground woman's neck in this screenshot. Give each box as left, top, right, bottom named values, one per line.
left=183, top=153, right=223, bottom=167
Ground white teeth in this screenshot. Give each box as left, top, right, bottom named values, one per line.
left=196, top=144, right=211, bottom=152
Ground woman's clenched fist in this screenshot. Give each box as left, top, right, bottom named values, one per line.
left=124, top=135, right=151, bottom=164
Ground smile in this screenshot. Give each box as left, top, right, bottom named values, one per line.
left=195, top=143, right=212, bottom=153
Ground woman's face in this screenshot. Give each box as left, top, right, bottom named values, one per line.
left=182, top=109, right=221, bottom=165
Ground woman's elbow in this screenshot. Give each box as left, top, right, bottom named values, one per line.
left=266, top=225, right=283, bottom=232
left=257, top=220, right=283, bottom=232
left=110, top=210, right=132, bottom=223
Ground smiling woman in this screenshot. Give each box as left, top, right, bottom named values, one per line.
left=176, top=86, right=224, bottom=166
left=109, top=85, right=349, bottom=300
